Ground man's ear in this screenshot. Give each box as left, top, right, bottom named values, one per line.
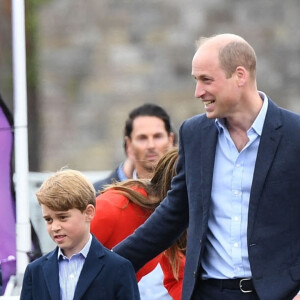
left=85, top=204, right=95, bottom=222
left=169, top=132, right=175, bottom=147
left=235, top=66, right=247, bottom=87
left=125, top=136, right=134, bottom=160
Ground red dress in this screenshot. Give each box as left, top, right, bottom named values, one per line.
left=90, top=188, right=185, bottom=300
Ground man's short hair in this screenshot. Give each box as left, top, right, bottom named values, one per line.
left=36, top=169, right=96, bottom=212
left=124, top=103, right=172, bottom=140
left=196, top=35, right=256, bottom=79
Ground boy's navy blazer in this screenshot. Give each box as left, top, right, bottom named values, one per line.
left=114, top=98, right=300, bottom=300
left=20, top=235, right=140, bottom=300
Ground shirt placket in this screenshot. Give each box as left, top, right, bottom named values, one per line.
left=231, top=151, right=244, bottom=276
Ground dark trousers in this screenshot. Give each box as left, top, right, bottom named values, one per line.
left=192, top=279, right=260, bottom=300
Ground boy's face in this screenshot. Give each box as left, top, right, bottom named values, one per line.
left=41, top=204, right=95, bottom=258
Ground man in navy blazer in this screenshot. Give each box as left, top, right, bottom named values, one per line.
left=114, top=34, right=300, bottom=300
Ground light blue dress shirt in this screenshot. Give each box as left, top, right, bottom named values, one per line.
left=58, top=234, right=92, bottom=300
left=117, top=162, right=129, bottom=181
left=202, top=92, right=268, bottom=279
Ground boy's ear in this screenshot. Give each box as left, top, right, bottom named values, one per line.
left=85, top=204, right=95, bottom=222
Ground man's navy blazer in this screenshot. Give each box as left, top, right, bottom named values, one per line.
left=114, top=98, right=300, bottom=300
left=20, top=235, right=140, bottom=300
left=93, top=168, right=120, bottom=195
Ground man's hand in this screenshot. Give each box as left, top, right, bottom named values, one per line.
left=293, top=295, right=300, bottom=300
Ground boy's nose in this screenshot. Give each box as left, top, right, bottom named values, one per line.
left=51, top=221, right=61, bottom=231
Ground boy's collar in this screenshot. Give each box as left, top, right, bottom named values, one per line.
left=58, top=234, right=92, bottom=259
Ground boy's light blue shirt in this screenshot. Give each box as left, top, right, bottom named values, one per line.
left=58, top=234, right=92, bottom=300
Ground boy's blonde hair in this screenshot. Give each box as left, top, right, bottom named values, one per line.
left=36, top=169, right=96, bottom=212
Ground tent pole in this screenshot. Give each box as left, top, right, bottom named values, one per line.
left=12, top=0, right=31, bottom=276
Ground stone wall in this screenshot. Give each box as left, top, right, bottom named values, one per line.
left=2, top=0, right=300, bottom=172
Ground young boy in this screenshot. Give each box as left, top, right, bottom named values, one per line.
left=20, top=169, right=140, bottom=300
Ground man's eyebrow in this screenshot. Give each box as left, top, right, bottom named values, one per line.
left=135, top=133, right=147, bottom=138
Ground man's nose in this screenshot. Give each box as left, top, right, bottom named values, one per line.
left=195, top=81, right=205, bottom=98
left=147, top=137, right=155, bottom=148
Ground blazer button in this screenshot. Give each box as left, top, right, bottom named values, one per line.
left=193, top=271, right=197, bottom=278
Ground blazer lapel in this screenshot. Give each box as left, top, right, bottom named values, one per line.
left=73, top=237, right=105, bottom=300
left=247, top=99, right=283, bottom=239
left=199, top=119, right=218, bottom=212
left=42, top=248, right=61, bottom=300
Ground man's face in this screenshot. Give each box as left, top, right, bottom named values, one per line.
left=42, top=204, right=93, bottom=258
left=127, top=116, right=174, bottom=177
left=192, top=45, right=240, bottom=120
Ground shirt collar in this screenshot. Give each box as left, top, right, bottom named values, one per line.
left=58, top=233, right=92, bottom=260
left=132, top=169, right=138, bottom=179
left=251, top=91, right=268, bottom=136
left=117, top=162, right=129, bottom=181
left=215, top=91, right=268, bottom=136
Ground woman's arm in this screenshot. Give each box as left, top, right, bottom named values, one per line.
left=160, top=252, right=186, bottom=300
